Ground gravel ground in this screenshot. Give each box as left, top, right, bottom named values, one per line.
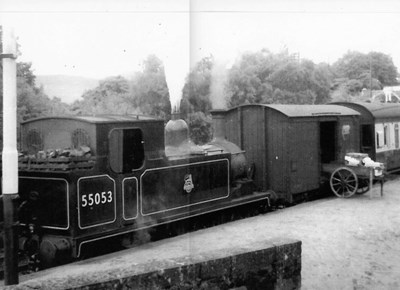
left=6, top=176, right=400, bottom=289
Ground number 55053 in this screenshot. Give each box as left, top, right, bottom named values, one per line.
left=81, top=191, right=112, bottom=207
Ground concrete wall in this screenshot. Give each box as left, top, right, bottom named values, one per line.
left=72, top=238, right=301, bottom=290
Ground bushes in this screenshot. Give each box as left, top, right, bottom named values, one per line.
left=185, top=112, right=213, bottom=145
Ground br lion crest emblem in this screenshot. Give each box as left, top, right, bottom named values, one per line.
left=183, top=174, right=194, bottom=193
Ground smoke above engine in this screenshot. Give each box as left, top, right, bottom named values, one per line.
left=164, top=46, right=232, bottom=113
left=210, top=59, right=231, bottom=110
left=163, top=53, right=191, bottom=153
left=164, top=59, right=188, bottom=113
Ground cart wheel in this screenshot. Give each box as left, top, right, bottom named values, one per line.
left=356, top=178, right=370, bottom=194
left=330, top=167, right=358, bottom=198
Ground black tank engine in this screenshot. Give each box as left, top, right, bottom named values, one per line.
left=12, top=114, right=267, bottom=267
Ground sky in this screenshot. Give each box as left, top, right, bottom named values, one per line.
left=2, top=0, right=400, bottom=103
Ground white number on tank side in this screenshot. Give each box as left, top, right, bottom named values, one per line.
left=81, top=191, right=113, bottom=207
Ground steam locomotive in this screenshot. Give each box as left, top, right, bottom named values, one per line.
left=2, top=101, right=400, bottom=268
left=7, top=113, right=270, bottom=268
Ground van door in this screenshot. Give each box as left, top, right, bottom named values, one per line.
left=320, top=121, right=337, bottom=163
left=289, top=121, right=320, bottom=194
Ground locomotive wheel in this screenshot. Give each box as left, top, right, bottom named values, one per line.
left=330, top=167, right=358, bottom=198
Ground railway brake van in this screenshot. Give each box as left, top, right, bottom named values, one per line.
left=211, top=104, right=360, bottom=203
left=334, top=102, right=400, bottom=172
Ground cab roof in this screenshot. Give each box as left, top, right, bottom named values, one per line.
left=21, top=114, right=162, bottom=125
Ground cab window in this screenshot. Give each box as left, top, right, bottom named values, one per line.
left=110, top=128, right=144, bottom=173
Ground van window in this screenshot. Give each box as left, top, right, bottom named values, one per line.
left=384, top=125, right=389, bottom=147
left=110, top=128, right=144, bottom=173
left=376, top=131, right=384, bottom=148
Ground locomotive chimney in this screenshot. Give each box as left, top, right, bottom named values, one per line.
left=210, top=109, right=226, bottom=140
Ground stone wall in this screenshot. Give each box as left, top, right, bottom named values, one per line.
left=73, top=238, right=301, bottom=290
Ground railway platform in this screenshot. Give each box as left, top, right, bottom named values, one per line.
left=1, top=232, right=301, bottom=289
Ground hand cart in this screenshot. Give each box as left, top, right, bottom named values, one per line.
left=322, top=153, right=384, bottom=198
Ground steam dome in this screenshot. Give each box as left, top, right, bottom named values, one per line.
left=165, top=118, right=189, bottom=147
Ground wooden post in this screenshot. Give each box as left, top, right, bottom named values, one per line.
left=369, top=167, right=374, bottom=199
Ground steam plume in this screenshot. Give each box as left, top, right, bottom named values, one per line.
left=210, top=60, right=231, bottom=109
left=164, top=59, right=188, bottom=113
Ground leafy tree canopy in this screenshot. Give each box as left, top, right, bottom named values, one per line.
left=226, top=49, right=333, bottom=107
left=333, top=51, right=398, bottom=88
left=130, top=54, right=171, bottom=118
left=181, top=55, right=214, bottom=116
left=71, top=75, right=135, bottom=115
left=185, top=111, right=213, bottom=145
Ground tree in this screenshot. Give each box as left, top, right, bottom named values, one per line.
left=333, top=51, right=398, bottom=88
left=226, top=50, right=278, bottom=107
left=333, top=51, right=368, bottom=80
left=130, top=55, right=171, bottom=118
left=17, top=77, right=53, bottom=121
left=225, top=49, right=332, bottom=106
left=310, top=63, right=334, bottom=104
left=186, top=112, right=213, bottom=145
left=71, top=76, right=136, bottom=115
left=268, top=60, right=318, bottom=95
left=180, top=56, right=214, bottom=116
left=48, top=97, right=72, bottom=115
left=0, top=43, right=59, bottom=146
left=368, top=51, right=398, bottom=86
left=271, top=88, right=316, bottom=104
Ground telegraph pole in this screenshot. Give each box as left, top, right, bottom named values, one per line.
left=369, top=53, right=373, bottom=101
left=1, top=24, right=19, bottom=285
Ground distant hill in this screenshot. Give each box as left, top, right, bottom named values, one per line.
left=36, top=75, right=99, bottom=104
